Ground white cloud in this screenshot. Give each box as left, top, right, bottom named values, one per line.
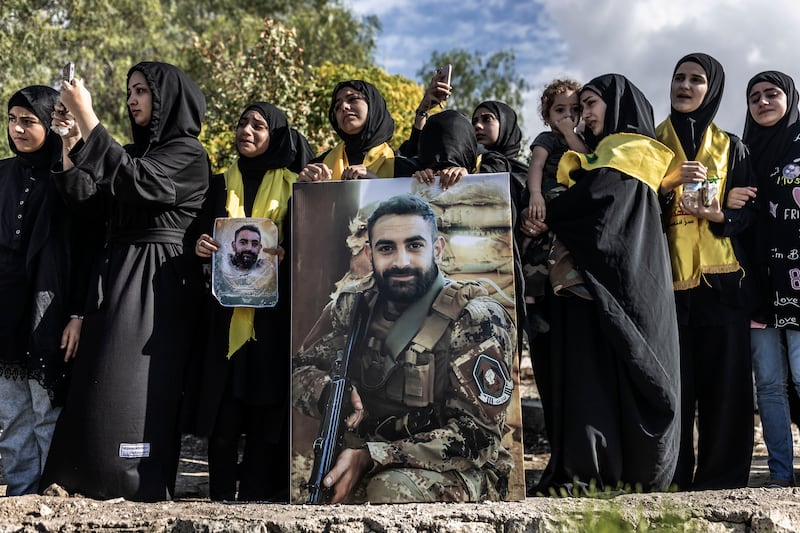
left=541, top=0, right=800, bottom=136
left=343, top=0, right=800, bottom=148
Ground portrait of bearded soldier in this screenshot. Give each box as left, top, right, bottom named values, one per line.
left=230, top=224, right=265, bottom=271
left=292, top=194, right=517, bottom=504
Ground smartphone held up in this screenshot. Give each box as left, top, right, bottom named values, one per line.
left=62, top=62, right=75, bottom=83
left=51, top=62, right=76, bottom=136
left=435, top=63, right=452, bottom=87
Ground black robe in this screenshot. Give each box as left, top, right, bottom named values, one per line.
left=535, top=74, right=680, bottom=494
left=41, top=62, right=210, bottom=501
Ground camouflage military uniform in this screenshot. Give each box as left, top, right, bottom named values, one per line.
left=293, top=273, right=516, bottom=503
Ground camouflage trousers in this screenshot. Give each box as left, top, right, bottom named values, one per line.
left=353, top=467, right=493, bottom=503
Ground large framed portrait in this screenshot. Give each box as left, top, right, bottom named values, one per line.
left=211, top=217, right=278, bottom=307
left=290, top=174, right=524, bottom=503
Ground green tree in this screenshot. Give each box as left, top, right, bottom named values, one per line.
left=417, top=49, right=529, bottom=119
left=288, top=0, right=379, bottom=69
left=0, top=0, right=184, bottom=157
left=0, top=0, right=379, bottom=159
left=190, top=18, right=319, bottom=172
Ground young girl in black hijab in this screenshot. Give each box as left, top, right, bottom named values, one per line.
left=0, top=86, right=86, bottom=495
left=411, top=109, right=510, bottom=189
left=298, top=80, right=415, bottom=181
left=41, top=62, right=210, bottom=501
left=191, top=102, right=312, bottom=501
left=531, top=74, right=680, bottom=495
left=656, top=53, right=755, bottom=490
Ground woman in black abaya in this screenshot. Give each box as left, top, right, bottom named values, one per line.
left=191, top=102, right=313, bottom=501
left=41, top=62, right=210, bottom=501
left=528, top=74, right=680, bottom=495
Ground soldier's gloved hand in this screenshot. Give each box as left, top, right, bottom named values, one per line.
left=345, top=386, right=365, bottom=430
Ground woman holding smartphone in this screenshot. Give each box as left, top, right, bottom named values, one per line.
left=41, top=62, right=210, bottom=501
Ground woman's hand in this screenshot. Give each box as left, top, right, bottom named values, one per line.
left=679, top=193, right=724, bottom=223
left=341, top=164, right=377, bottom=180
left=51, top=103, right=80, bottom=142
left=412, top=168, right=436, bottom=185
left=726, top=186, right=757, bottom=209
left=57, top=78, right=100, bottom=138
left=521, top=213, right=549, bottom=238
left=437, top=167, right=467, bottom=190
left=419, top=75, right=452, bottom=113
left=195, top=233, right=220, bottom=258
left=61, top=317, right=83, bottom=362
left=660, top=160, right=707, bottom=195
left=298, top=163, right=332, bottom=182
left=263, top=245, right=286, bottom=263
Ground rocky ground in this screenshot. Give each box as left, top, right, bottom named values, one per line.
left=2, top=361, right=800, bottom=532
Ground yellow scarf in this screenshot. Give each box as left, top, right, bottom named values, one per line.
left=557, top=132, right=674, bottom=192
left=224, top=161, right=296, bottom=357
left=322, top=141, right=395, bottom=179
left=656, top=118, right=739, bottom=290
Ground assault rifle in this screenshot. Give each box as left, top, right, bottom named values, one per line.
left=306, top=292, right=369, bottom=504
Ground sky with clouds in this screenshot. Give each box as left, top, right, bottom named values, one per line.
left=344, top=0, right=800, bottom=145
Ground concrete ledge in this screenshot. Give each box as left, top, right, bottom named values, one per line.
left=2, top=488, right=799, bottom=532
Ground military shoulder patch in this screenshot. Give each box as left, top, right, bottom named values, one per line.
left=450, top=337, right=514, bottom=423
left=473, top=353, right=513, bottom=406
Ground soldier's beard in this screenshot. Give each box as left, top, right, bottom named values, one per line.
left=373, top=261, right=438, bottom=303
left=232, top=250, right=258, bottom=269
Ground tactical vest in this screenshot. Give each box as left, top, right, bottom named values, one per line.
left=338, top=280, right=488, bottom=441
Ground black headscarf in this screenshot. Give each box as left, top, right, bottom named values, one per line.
left=474, top=100, right=523, bottom=159
left=669, top=53, right=725, bottom=160
left=417, top=110, right=477, bottom=171
left=127, top=62, right=206, bottom=153
left=236, top=102, right=314, bottom=176
left=580, top=74, right=656, bottom=150
left=742, top=71, right=800, bottom=180
left=7, top=85, right=61, bottom=168
left=327, top=80, right=394, bottom=164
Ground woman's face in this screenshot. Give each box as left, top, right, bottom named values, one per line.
left=581, top=90, right=607, bottom=137
left=472, top=107, right=500, bottom=147
left=670, top=62, right=708, bottom=114
left=236, top=110, right=270, bottom=158
left=127, top=70, right=153, bottom=127
left=748, top=81, right=788, bottom=128
left=334, top=87, right=368, bottom=135
left=8, top=105, right=47, bottom=153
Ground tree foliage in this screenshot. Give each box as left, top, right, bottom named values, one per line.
left=417, top=49, right=530, bottom=121
left=190, top=19, right=319, bottom=172
left=289, top=0, right=379, bottom=69
left=0, top=0, right=380, bottom=159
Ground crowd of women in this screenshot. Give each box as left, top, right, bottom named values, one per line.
left=0, top=50, right=799, bottom=503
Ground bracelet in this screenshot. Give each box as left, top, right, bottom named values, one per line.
left=69, top=314, right=84, bottom=320
left=415, top=108, right=429, bottom=118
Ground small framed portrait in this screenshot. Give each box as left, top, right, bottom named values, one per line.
left=211, top=217, right=278, bottom=307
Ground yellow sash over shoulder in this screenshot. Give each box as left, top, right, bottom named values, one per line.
left=556, top=132, right=674, bottom=192
left=323, top=141, right=395, bottom=180
left=656, top=118, right=739, bottom=290
left=224, top=161, right=297, bottom=357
